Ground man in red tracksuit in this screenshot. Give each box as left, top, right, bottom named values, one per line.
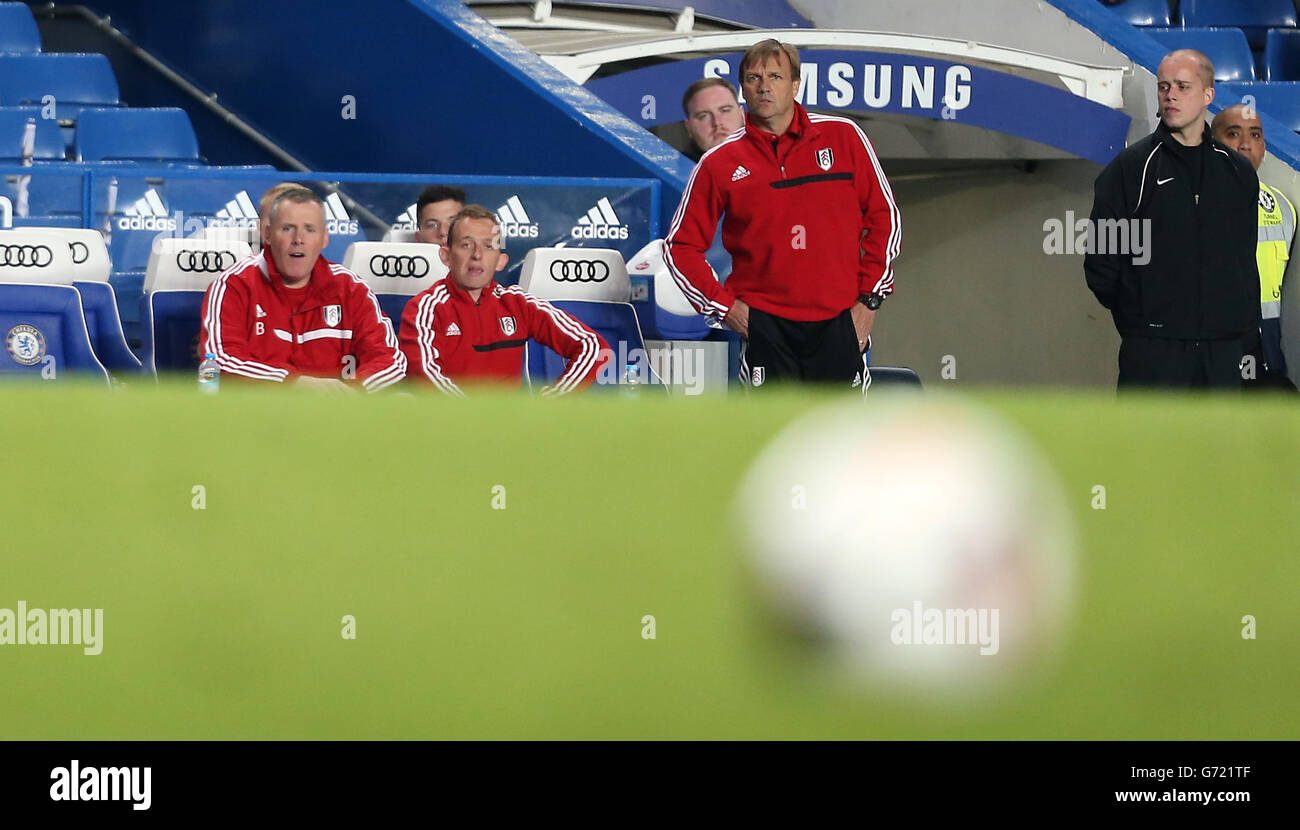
left=400, top=204, right=609, bottom=396
left=665, top=38, right=901, bottom=391
left=201, top=189, right=406, bottom=391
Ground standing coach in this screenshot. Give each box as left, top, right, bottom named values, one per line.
left=1085, top=49, right=1259, bottom=389
left=664, top=38, right=901, bottom=390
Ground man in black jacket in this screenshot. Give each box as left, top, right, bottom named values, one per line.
left=1085, top=49, right=1259, bottom=389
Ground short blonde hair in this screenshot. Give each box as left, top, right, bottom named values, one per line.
left=258, top=182, right=314, bottom=220
left=445, top=204, right=502, bottom=246
left=1162, top=49, right=1216, bottom=88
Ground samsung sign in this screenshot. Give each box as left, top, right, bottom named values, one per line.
left=586, top=50, right=1130, bottom=165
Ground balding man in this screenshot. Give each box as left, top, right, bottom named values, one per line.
left=1212, top=103, right=1297, bottom=390
left=1085, top=49, right=1259, bottom=389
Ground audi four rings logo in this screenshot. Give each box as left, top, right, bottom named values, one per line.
left=1, top=244, right=53, bottom=267
left=369, top=255, right=430, bottom=278
left=176, top=251, right=236, bottom=272
left=549, top=260, right=609, bottom=282
left=69, top=242, right=90, bottom=264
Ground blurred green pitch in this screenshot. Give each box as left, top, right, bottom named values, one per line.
left=0, top=382, right=1296, bottom=739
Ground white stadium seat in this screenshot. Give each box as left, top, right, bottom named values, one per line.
left=341, top=241, right=447, bottom=297
left=144, top=237, right=252, bottom=294
left=0, top=227, right=76, bottom=284
left=381, top=229, right=419, bottom=244
left=518, top=247, right=630, bottom=302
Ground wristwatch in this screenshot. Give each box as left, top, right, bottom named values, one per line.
left=859, top=292, right=885, bottom=310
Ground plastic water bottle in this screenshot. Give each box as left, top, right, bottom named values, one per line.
left=622, top=362, right=640, bottom=397
left=198, top=352, right=220, bottom=394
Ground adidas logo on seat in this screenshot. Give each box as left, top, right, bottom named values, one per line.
left=445, top=323, right=461, bottom=336
left=116, top=188, right=176, bottom=231
left=391, top=203, right=417, bottom=231
left=210, top=190, right=259, bottom=229
left=570, top=196, right=629, bottom=241
left=496, top=195, right=540, bottom=239
left=732, top=165, right=751, bottom=182
left=323, top=193, right=359, bottom=235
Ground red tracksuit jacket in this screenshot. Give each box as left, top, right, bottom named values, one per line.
left=201, top=248, right=406, bottom=390
left=399, top=278, right=609, bottom=396
left=665, top=102, right=901, bottom=322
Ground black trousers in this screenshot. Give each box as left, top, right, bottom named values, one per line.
left=740, top=306, right=869, bottom=392
left=1117, top=335, right=1245, bottom=390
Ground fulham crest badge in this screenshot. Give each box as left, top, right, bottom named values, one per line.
left=323, top=305, right=342, bottom=327
left=500, top=316, right=517, bottom=336
left=751, top=366, right=765, bottom=387
left=816, top=147, right=834, bottom=171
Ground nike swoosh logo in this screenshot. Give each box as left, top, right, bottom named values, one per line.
left=1157, top=177, right=1174, bottom=185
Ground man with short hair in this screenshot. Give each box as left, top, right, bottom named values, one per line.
left=1211, top=103, right=1297, bottom=390
left=1085, top=49, right=1259, bottom=389
left=400, top=204, right=609, bottom=395
left=255, top=182, right=313, bottom=248
left=665, top=38, right=901, bottom=390
left=202, top=189, right=407, bottom=391
left=414, top=184, right=466, bottom=247
left=682, top=77, right=745, bottom=161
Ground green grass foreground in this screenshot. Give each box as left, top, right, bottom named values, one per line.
left=0, top=382, right=1296, bottom=738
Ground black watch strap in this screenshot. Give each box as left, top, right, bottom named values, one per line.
left=859, top=292, right=884, bottom=310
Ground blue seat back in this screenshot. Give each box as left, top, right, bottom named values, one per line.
left=1217, top=81, right=1300, bottom=132
left=75, top=280, right=141, bottom=372
left=143, top=290, right=205, bottom=373
left=0, top=54, right=120, bottom=116
left=1103, top=0, right=1172, bottom=27
left=869, top=366, right=923, bottom=389
left=377, top=294, right=411, bottom=336
left=526, top=299, right=663, bottom=391
left=0, top=107, right=64, bottom=161
left=1264, top=28, right=1300, bottom=81
left=0, top=3, right=41, bottom=54
left=75, top=107, right=200, bottom=163
left=1146, top=27, right=1256, bottom=81
left=0, top=284, right=107, bottom=381
left=1180, top=0, right=1298, bottom=49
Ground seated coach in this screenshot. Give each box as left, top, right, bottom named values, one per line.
left=400, top=204, right=609, bottom=395
left=201, top=188, right=407, bottom=391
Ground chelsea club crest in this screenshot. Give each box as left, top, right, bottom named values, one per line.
left=6, top=324, right=46, bottom=366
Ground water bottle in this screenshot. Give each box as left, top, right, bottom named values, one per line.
left=198, top=352, right=220, bottom=394
left=622, top=362, right=640, bottom=397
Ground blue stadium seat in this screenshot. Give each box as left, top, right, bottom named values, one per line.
left=526, top=300, right=664, bottom=392
left=625, top=239, right=710, bottom=340
left=75, top=107, right=200, bottom=163
left=0, top=54, right=120, bottom=118
left=1264, top=28, right=1300, bottom=81
left=0, top=106, right=64, bottom=161
left=1217, top=82, right=1300, bottom=132
left=1100, top=0, right=1172, bottom=27
left=1180, top=0, right=1298, bottom=50
left=869, top=367, right=923, bottom=389
left=141, top=237, right=251, bottom=374
left=0, top=226, right=140, bottom=374
left=0, top=229, right=109, bottom=383
left=0, top=2, right=42, bottom=54
left=1146, top=27, right=1256, bottom=80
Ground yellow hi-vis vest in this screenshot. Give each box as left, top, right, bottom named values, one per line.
left=1257, top=181, right=1296, bottom=320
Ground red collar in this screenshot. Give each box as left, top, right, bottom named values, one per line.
left=746, top=101, right=816, bottom=144
left=444, top=277, right=499, bottom=305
